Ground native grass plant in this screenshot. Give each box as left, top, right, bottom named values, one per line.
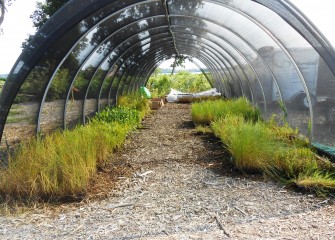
left=191, top=98, right=260, bottom=125
left=0, top=100, right=148, bottom=201
left=192, top=98, right=335, bottom=195
left=0, top=123, right=127, bottom=200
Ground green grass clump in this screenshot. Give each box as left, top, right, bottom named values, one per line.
left=193, top=98, right=335, bottom=195
left=0, top=102, right=150, bottom=202
left=294, top=172, right=335, bottom=193
left=212, top=116, right=280, bottom=171
left=0, top=123, right=127, bottom=200
left=191, top=98, right=260, bottom=125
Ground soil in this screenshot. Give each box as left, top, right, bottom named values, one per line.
left=0, top=103, right=335, bottom=239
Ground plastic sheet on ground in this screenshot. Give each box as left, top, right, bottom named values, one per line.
left=166, top=88, right=221, bottom=103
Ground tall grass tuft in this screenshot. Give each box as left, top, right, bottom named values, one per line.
left=0, top=100, right=149, bottom=201
left=193, top=97, right=335, bottom=195
left=212, top=116, right=280, bottom=171
left=191, top=98, right=260, bottom=125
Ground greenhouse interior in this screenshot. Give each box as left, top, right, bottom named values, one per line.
left=1, top=0, right=335, bottom=156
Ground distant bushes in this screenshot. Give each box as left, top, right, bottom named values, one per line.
left=0, top=79, right=4, bottom=94
left=0, top=94, right=150, bottom=202
left=147, top=70, right=212, bottom=97
left=192, top=98, right=335, bottom=195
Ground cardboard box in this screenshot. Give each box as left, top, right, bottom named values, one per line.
left=150, top=98, right=165, bottom=110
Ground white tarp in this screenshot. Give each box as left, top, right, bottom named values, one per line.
left=166, top=88, right=221, bottom=103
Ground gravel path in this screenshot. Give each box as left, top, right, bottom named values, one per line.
left=0, top=103, right=335, bottom=239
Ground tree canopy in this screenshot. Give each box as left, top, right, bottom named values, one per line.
left=22, top=0, right=69, bottom=48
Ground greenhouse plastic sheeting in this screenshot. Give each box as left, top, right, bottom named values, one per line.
left=1, top=0, right=335, bottom=156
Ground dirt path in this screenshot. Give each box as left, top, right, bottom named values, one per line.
left=1, top=103, right=335, bottom=239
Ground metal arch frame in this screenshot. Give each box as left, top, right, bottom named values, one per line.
left=181, top=35, right=267, bottom=114
left=125, top=35, right=242, bottom=99
left=101, top=43, right=176, bottom=107
left=194, top=0, right=314, bottom=139
left=140, top=50, right=231, bottom=95
left=70, top=28, right=171, bottom=123
left=0, top=0, right=334, bottom=143
left=111, top=48, right=176, bottom=103
left=170, top=23, right=285, bottom=110
left=135, top=52, right=219, bottom=95
left=174, top=33, right=265, bottom=112
left=125, top=55, right=215, bottom=95
left=121, top=36, right=231, bottom=96
left=94, top=41, right=174, bottom=111
left=95, top=37, right=175, bottom=105
left=47, top=1, right=168, bottom=132
left=1, top=0, right=147, bottom=116
left=141, top=52, right=227, bottom=94
left=135, top=45, right=233, bottom=95
left=174, top=37, right=255, bottom=104
left=172, top=30, right=267, bottom=115
left=256, top=0, right=335, bottom=76
left=82, top=34, right=173, bottom=121
left=114, top=38, right=227, bottom=98
left=174, top=25, right=282, bottom=112
left=129, top=47, right=228, bottom=94
left=114, top=32, right=228, bottom=95
left=124, top=41, right=230, bottom=96
left=39, top=11, right=169, bottom=130
left=169, top=17, right=284, bottom=108
left=131, top=48, right=224, bottom=95
left=132, top=51, right=223, bottom=96
left=132, top=45, right=227, bottom=93
left=80, top=30, right=174, bottom=123
left=61, top=23, right=172, bottom=127
left=98, top=32, right=172, bottom=99
left=101, top=40, right=175, bottom=107
left=129, top=38, right=234, bottom=95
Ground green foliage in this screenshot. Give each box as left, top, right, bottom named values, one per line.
left=0, top=122, right=129, bottom=200
left=193, top=98, right=335, bottom=195
left=147, top=70, right=211, bottom=98
left=0, top=99, right=151, bottom=201
left=0, top=79, right=4, bottom=94
left=212, top=116, right=280, bottom=171
left=191, top=98, right=260, bottom=125
left=22, top=0, right=69, bottom=48
left=117, top=93, right=151, bottom=119
left=92, top=106, right=140, bottom=128
left=195, top=125, right=212, bottom=134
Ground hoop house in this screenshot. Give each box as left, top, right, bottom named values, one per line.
left=1, top=0, right=335, bottom=155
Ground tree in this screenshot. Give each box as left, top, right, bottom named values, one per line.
left=22, top=0, right=69, bottom=48
left=0, top=0, right=15, bottom=32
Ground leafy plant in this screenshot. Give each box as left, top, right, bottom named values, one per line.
left=92, top=106, right=140, bottom=129
left=117, top=93, right=151, bottom=119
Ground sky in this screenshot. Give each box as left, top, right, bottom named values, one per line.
left=0, top=0, right=334, bottom=74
